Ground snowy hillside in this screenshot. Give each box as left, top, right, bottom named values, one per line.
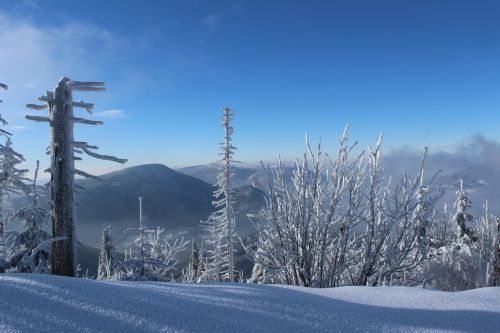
left=0, top=274, right=499, bottom=333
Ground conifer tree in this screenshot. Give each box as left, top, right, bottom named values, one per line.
left=0, top=84, right=30, bottom=263
left=489, top=218, right=500, bottom=286
left=187, top=240, right=201, bottom=282
left=26, top=77, right=127, bottom=277
left=453, top=180, right=476, bottom=245
left=97, top=224, right=117, bottom=280
left=10, top=161, right=51, bottom=273
left=0, top=82, right=7, bottom=266
left=201, top=107, right=238, bottom=282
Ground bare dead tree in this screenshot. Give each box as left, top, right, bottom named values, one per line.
left=26, top=77, right=127, bottom=277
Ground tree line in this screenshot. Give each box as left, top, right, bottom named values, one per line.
left=1, top=78, right=499, bottom=291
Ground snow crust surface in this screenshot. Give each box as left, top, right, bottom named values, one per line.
left=0, top=274, right=499, bottom=332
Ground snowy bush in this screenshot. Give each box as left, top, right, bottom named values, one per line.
left=423, top=244, right=486, bottom=291
left=121, top=227, right=188, bottom=281
left=245, top=127, right=442, bottom=288
left=121, top=197, right=188, bottom=281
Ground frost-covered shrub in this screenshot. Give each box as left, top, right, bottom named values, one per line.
left=248, top=263, right=270, bottom=284
left=424, top=244, right=486, bottom=291
left=121, top=226, right=188, bottom=281
left=120, top=197, right=188, bottom=281
left=246, top=128, right=442, bottom=288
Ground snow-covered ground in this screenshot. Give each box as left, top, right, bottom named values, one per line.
left=0, top=274, right=499, bottom=333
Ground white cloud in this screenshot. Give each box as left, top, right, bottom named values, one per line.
left=0, top=11, right=134, bottom=171
left=93, top=109, right=127, bottom=119
left=0, top=11, right=127, bottom=121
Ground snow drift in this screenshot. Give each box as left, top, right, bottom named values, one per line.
left=0, top=274, right=499, bottom=332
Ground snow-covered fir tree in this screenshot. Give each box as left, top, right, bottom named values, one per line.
left=26, top=77, right=127, bottom=277
left=0, top=82, right=8, bottom=268
left=185, top=240, right=201, bottom=283
left=0, top=83, right=25, bottom=266
left=453, top=180, right=476, bottom=245
left=0, top=136, right=29, bottom=264
left=489, top=218, right=500, bottom=286
left=201, top=107, right=238, bottom=282
left=422, top=184, right=487, bottom=291
left=97, top=225, right=117, bottom=280
left=9, top=161, right=51, bottom=273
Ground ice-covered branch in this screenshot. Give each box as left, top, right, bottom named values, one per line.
left=74, top=169, right=117, bottom=185
left=73, top=100, right=94, bottom=113
left=73, top=142, right=98, bottom=149
left=74, top=169, right=102, bottom=181
left=26, top=115, right=51, bottom=123
left=123, top=227, right=156, bottom=233
left=81, top=146, right=127, bottom=164
left=73, top=141, right=127, bottom=164
left=0, top=128, right=12, bottom=137
left=26, top=104, right=48, bottom=110
left=69, top=81, right=106, bottom=92
left=38, top=91, right=54, bottom=102
left=26, top=237, right=67, bottom=273
left=72, top=117, right=103, bottom=125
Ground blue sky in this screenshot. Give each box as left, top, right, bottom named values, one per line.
left=0, top=0, right=499, bottom=175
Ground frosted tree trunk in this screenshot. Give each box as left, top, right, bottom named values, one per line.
left=50, top=77, right=76, bottom=277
